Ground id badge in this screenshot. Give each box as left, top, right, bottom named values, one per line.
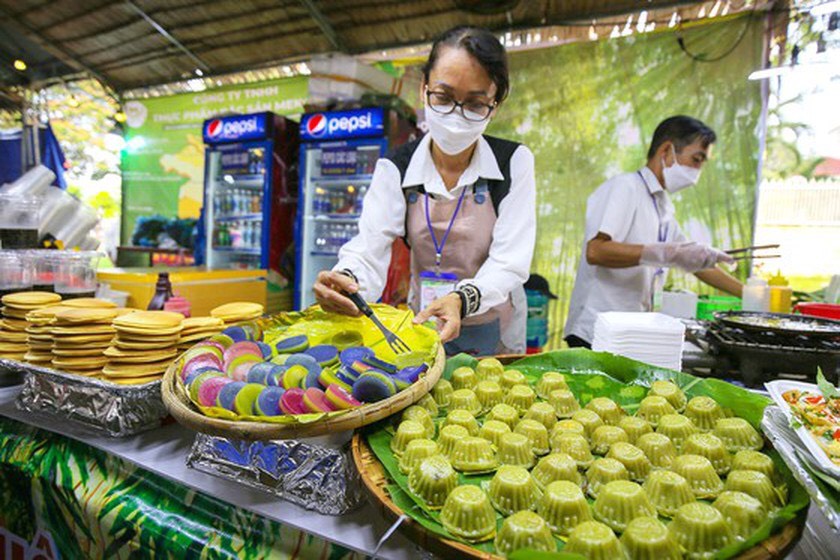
left=420, top=271, right=458, bottom=310
left=651, top=268, right=665, bottom=312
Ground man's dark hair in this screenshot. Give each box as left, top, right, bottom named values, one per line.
left=421, top=26, right=509, bottom=104
left=647, top=116, right=716, bottom=159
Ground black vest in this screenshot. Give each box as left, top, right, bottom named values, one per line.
left=383, top=134, right=521, bottom=247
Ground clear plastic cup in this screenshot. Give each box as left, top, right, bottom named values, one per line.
left=0, top=250, right=34, bottom=298
left=54, top=251, right=101, bottom=300
left=25, top=249, right=62, bottom=292
left=0, top=195, right=41, bottom=249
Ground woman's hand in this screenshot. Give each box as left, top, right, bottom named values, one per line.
left=313, top=271, right=362, bottom=317
left=413, top=292, right=463, bottom=342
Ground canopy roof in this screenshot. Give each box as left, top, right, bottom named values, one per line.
left=0, top=0, right=714, bottom=92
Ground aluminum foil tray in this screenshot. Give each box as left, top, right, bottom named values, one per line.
left=6, top=358, right=168, bottom=437
left=762, top=405, right=840, bottom=532
left=187, top=431, right=363, bottom=515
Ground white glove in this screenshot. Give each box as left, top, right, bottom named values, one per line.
left=640, top=242, right=734, bottom=273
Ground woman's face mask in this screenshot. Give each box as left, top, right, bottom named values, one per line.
left=662, top=145, right=702, bottom=193
left=424, top=100, right=491, bottom=156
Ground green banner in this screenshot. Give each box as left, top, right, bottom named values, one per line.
left=0, top=417, right=359, bottom=559
left=487, top=15, right=764, bottom=347
left=120, top=76, right=309, bottom=243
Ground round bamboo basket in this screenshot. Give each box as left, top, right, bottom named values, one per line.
left=352, top=434, right=807, bottom=560
left=161, top=342, right=445, bottom=440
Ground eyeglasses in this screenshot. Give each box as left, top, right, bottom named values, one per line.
left=425, top=87, right=496, bottom=122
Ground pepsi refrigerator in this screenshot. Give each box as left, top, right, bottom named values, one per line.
left=202, top=112, right=299, bottom=311
left=294, top=107, right=416, bottom=309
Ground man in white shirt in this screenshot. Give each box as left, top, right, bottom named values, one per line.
left=564, top=115, right=743, bottom=348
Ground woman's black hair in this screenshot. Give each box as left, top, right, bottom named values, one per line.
left=421, top=26, right=510, bottom=104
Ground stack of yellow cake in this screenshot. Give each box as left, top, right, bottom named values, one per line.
left=103, top=311, right=184, bottom=384
left=24, top=305, right=73, bottom=365
left=177, top=316, right=225, bottom=351
left=50, top=307, right=121, bottom=377
left=210, top=302, right=264, bottom=325
left=0, top=292, right=63, bottom=361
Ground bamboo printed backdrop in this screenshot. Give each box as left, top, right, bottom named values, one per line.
left=487, top=14, right=764, bottom=348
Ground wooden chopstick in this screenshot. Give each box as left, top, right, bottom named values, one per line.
left=731, top=254, right=781, bottom=261
left=725, top=244, right=780, bottom=255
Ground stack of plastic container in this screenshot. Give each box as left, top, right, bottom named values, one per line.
left=591, top=312, right=686, bottom=371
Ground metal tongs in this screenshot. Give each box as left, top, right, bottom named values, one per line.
left=725, top=244, right=781, bottom=261
left=344, top=291, right=412, bottom=355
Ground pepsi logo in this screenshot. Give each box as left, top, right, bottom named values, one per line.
left=206, top=119, right=223, bottom=138
left=306, top=114, right=327, bottom=137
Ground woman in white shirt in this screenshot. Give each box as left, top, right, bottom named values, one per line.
left=312, top=25, right=536, bottom=356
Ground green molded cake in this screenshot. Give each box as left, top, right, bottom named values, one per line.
left=537, top=480, right=593, bottom=535
left=440, top=485, right=496, bottom=542
left=643, top=469, right=695, bottom=517
left=475, top=380, right=504, bottom=412
left=683, top=433, right=732, bottom=475
left=504, top=384, right=537, bottom=415
left=438, top=424, right=470, bottom=459
left=585, top=397, right=625, bottom=426
left=401, top=405, right=436, bottom=439
left=449, top=388, right=482, bottom=416
left=416, top=393, right=439, bottom=416
left=671, top=454, right=724, bottom=499
left=636, top=395, right=677, bottom=427
left=475, top=357, right=504, bottom=383
left=500, top=368, right=528, bottom=390
left=450, top=366, right=478, bottom=391
left=592, top=480, right=656, bottom=533
left=572, top=409, right=604, bottom=439
left=532, top=453, right=582, bottom=489
left=551, top=419, right=586, bottom=442
left=497, top=432, right=536, bottom=468
left=432, top=379, right=454, bottom=408
left=620, top=516, right=681, bottom=560
left=535, top=371, right=568, bottom=399
left=514, top=418, right=551, bottom=455
left=586, top=457, right=630, bottom=498
left=731, top=450, right=776, bottom=480
left=549, top=389, right=581, bottom=418
left=564, top=521, right=625, bottom=560
left=649, top=380, right=687, bottom=412
left=685, top=396, right=725, bottom=432
left=489, top=465, right=540, bottom=516
left=494, top=511, right=557, bottom=558
left=618, top=416, right=653, bottom=444
left=656, top=414, right=698, bottom=451
left=636, top=432, right=677, bottom=469
left=523, top=401, right=558, bottom=431
left=591, top=425, right=630, bottom=455
left=668, top=502, right=735, bottom=559
left=451, top=436, right=499, bottom=473
left=398, top=439, right=439, bottom=474
left=442, top=408, right=480, bottom=436
left=550, top=432, right=593, bottom=469
left=712, top=491, right=767, bottom=541
left=391, top=420, right=427, bottom=456
left=723, top=470, right=783, bottom=510
left=714, top=417, right=763, bottom=452
left=487, top=403, right=520, bottom=430
left=605, top=442, right=652, bottom=482
left=407, top=454, right=458, bottom=509
left=478, top=419, right=511, bottom=448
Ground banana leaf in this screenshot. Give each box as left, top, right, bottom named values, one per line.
left=365, top=349, right=810, bottom=558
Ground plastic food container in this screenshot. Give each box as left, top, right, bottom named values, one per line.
left=0, top=250, right=33, bottom=297
left=794, top=302, right=840, bottom=320
left=0, top=195, right=41, bottom=249
left=696, top=296, right=741, bottom=321
left=54, top=251, right=101, bottom=300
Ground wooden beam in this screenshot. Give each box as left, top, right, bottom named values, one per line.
left=124, top=0, right=211, bottom=73
left=0, top=5, right=112, bottom=88
left=297, top=0, right=347, bottom=52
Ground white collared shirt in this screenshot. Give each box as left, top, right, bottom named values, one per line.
left=335, top=134, right=536, bottom=316
left=564, top=166, right=688, bottom=343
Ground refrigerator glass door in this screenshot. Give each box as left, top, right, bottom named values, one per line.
left=297, top=139, right=385, bottom=308
left=205, top=141, right=271, bottom=270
